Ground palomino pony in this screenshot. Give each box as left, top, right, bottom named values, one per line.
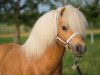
left=0, top=5, right=88, bottom=75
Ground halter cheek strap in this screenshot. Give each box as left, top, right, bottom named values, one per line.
left=66, top=33, right=78, bottom=44
left=56, top=33, right=79, bottom=46
left=56, top=36, right=66, bottom=44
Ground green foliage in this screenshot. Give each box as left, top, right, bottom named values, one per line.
left=0, top=0, right=100, bottom=28
left=0, top=0, right=42, bottom=26
left=81, top=0, right=100, bottom=29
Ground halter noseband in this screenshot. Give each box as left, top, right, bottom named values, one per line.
left=56, top=33, right=78, bottom=46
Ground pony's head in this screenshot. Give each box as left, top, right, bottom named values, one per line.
left=22, top=5, right=88, bottom=59
left=56, top=5, right=88, bottom=58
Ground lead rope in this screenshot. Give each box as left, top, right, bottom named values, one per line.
left=72, top=57, right=82, bottom=75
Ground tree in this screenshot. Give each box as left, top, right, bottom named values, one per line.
left=0, top=0, right=42, bottom=44
left=81, top=0, right=100, bottom=43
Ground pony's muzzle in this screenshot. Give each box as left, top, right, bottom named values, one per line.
left=76, top=44, right=86, bottom=54
left=69, top=43, right=86, bottom=58
left=75, top=44, right=86, bottom=57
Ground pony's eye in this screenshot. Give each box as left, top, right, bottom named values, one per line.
left=61, top=25, right=67, bottom=31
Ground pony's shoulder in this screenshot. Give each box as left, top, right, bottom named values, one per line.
left=0, top=43, right=21, bottom=64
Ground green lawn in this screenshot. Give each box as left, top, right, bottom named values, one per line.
left=0, top=36, right=27, bottom=44
left=0, top=34, right=100, bottom=75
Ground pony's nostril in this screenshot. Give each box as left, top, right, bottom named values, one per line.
left=76, top=45, right=82, bottom=53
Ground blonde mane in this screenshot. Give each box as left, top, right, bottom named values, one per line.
left=22, top=10, right=58, bottom=58
left=22, top=5, right=88, bottom=58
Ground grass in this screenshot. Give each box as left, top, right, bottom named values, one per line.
left=0, top=24, right=15, bottom=34
left=0, top=36, right=28, bottom=44
left=0, top=34, right=100, bottom=75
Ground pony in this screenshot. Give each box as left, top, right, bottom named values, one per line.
left=0, top=5, right=88, bottom=75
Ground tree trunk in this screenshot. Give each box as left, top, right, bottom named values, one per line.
left=14, top=0, right=20, bottom=44
left=14, top=23, right=20, bottom=44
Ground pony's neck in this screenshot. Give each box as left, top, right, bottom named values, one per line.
left=44, top=41, right=65, bottom=62
left=37, top=41, right=65, bottom=61
left=31, top=41, right=65, bottom=73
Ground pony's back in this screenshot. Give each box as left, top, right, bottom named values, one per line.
left=0, top=43, right=20, bottom=64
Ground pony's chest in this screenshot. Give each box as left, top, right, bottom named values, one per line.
left=28, top=61, right=61, bottom=75
left=29, top=49, right=64, bottom=75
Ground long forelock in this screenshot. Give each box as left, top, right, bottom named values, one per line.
left=63, top=5, right=88, bottom=37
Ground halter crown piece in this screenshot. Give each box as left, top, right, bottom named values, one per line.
left=55, top=10, right=79, bottom=46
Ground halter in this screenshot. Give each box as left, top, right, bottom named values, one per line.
left=56, top=33, right=78, bottom=46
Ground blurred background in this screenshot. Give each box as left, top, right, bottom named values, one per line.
left=0, top=0, right=100, bottom=75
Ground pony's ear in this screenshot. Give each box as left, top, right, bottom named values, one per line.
left=59, top=7, right=65, bottom=17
